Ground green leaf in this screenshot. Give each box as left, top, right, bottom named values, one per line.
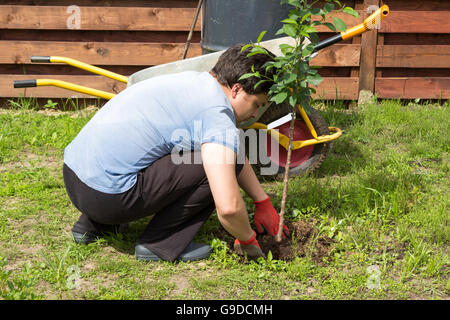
left=254, top=79, right=270, bottom=90
left=275, top=27, right=285, bottom=36
left=300, top=12, right=312, bottom=23
left=282, top=73, right=297, bottom=85
left=322, top=22, right=337, bottom=33
left=323, top=3, right=335, bottom=14
left=302, top=43, right=315, bottom=57
left=343, top=7, right=360, bottom=18
left=279, top=43, right=294, bottom=55
left=306, top=73, right=323, bottom=86
left=241, top=43, right=253, bottom=52
left=256, top=30, right=267, bottom=43
left=271, top=91, right=288, bottom=104
left=288, top=95, right=298, bottom=107
left=303, top=25, right=318, bottom=34
left=247, top=46, right=269, bottom=57
left=333, top=17, right=347, bottom=32
left=238, top=73, right=256, bottom=81
left=267, top=250, right=273, bottom=262
left=311, top=8, right=322, bottom=16
left=282, top=24, right=297, bottom=38
left=281, top=18, right=298, bottom=25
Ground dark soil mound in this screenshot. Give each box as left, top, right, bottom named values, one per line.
left=257, top=220, right=335, bottom=263
left=214, top=219, right=335, bottom=264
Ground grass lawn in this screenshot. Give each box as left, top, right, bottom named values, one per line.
left=0, top=98, right=448, bottom=300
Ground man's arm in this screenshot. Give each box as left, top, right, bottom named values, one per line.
left=236, top=157, right=268, bottom=202
left=201, top=143, right=254, bottom=242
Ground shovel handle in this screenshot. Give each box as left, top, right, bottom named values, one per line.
left=314, top=4, right=389, bottom=52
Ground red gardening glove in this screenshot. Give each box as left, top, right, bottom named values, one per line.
left=234, top=231, right=266, bottom=260
left=254, top=196, right=290, bottom=239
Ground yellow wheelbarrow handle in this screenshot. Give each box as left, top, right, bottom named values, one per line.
left=245, top=122, right=343, bottom=151
left=31, top=56, right=128, bottom=84
left=14, top=79, right=115, bottom=100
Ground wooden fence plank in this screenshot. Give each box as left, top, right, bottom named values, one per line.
left=311, top=45, right=361, bottom=67
left=0, top=6, right=365, bottom=33
left=0, top=5, right=201, bottom=31
left=0, top=41, right=202, bottom=66
left=375, top=77, right=450, bottom=99
left=2, top=74, right=127, bottom=98
left=1, top=41, right=360, bottom=67
left=358, top=0, right=379, bottom=94
left=312, top=77, right=359, bottom=100
left=377, top=45, right=450, bottom=68
left=380, top=11, right=450, bottom=34
left=5, top=74, right=359, bottom=100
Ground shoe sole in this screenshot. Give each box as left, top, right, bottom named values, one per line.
left=72, top=231, right=99, bottom=244
left=135, top=243, right=211, bottom=262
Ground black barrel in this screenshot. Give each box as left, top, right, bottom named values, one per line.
left=201, top=0, right=292, bottom=53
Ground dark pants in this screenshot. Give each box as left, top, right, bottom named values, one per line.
left=63, top=151, right=243, bottom=261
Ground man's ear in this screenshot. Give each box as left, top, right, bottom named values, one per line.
left=230, top=83, right=243, bottom=99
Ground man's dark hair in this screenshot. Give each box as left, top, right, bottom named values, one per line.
left=211, top=44, right=275, bottom=95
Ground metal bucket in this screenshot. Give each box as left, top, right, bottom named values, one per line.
left=201, top=0, right=292, bottom=53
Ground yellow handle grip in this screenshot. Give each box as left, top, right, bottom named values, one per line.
left=47, top=56, right=128, bottom=84
left=36, top=79, right=115, bottom=100
left=341, top=5, right=389, bottom=40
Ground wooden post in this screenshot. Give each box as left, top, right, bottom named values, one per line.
left=358, top=0, right=380, bottom=102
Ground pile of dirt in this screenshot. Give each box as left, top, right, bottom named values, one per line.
left=257, top=220, right=335, bottom=263
left=214, top=219, right=335, bottom=264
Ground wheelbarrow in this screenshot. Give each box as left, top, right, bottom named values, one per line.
left=13, top=5, right=389, bottom=179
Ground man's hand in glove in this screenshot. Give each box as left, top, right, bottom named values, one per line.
left=254, top=196, right=290, bottom=238
left=234, top=231, right=266, bottom=260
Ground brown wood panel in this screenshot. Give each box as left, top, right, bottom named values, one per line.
left=0, top=5, right=201, bottom=31
left=380, top=11, right=450, bottom=34
left=2, top=74, right=127, bottom=98
left=359, top=0, right=379, bottom=93
left=375, top=77, right=450, bottom=99
left=0, top=64, right=144, bottom=76
left=312, top=45, right=361, bottom=67
left=312, top=77, right=359, bottom=100
left=380, top=0, right=450, bottom=11
left=379, top=68, right=450, bottom=78
left=2, top=41, right=359, bottom=68
left=1, top=1, right=199, bottom=7
left=0, top=29, right=201, bottom=43
left=383, top=33, right=450, bottom=46
left=377, top=45, right=450, bottom=68
left=0, top=41, right=202, bottom=66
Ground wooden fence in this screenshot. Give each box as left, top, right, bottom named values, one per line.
left=1, top=0, right=449, bottom=102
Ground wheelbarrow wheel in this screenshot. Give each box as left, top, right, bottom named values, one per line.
left=249, top=103, right=331, bottom=179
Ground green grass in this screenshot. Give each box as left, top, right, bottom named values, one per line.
left=0, top=98, right=448, bottom=300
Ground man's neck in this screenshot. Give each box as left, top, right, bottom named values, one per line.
left=209, top=71, right=239, bottom=122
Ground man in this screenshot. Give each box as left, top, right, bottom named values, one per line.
left=63, top=44, right=289, bottom=262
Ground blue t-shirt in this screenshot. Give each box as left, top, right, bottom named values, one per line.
left=64, top=71, right=240, bottom=194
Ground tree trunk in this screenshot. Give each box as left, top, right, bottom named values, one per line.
left=275, top=110, right=296, bottom=242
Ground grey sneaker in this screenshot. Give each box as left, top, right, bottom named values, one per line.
left=135, top=242, right=211, bottom=262
left=72, top=224, right=129, bottom=244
